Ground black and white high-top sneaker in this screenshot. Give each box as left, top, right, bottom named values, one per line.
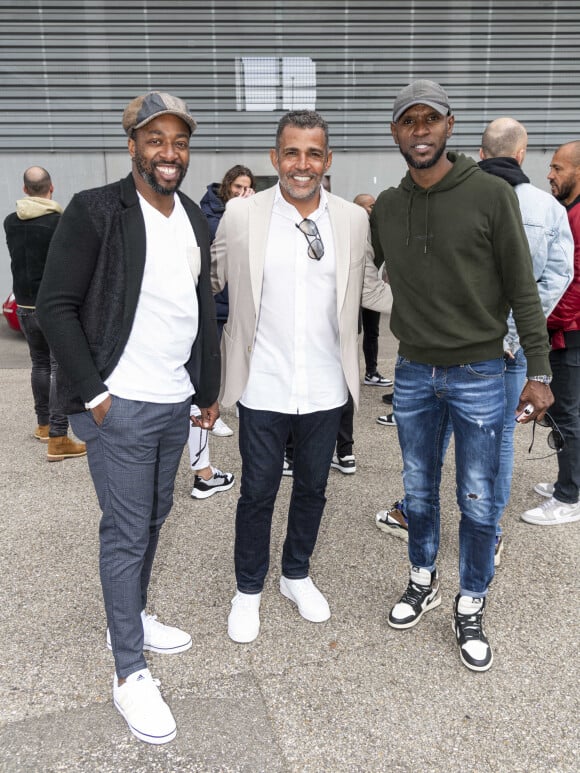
left=388, top=566, right=441, bottom=629
left=453, top=594, right=493, bottom=672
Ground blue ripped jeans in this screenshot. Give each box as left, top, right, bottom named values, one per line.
left=394, top=356, right=504, bottom=597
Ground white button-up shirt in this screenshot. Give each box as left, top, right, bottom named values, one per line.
left=240, top=185, right=348, bottom=414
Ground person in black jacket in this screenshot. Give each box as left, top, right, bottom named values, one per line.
left=37, top=92, right=221, bottom=746
left=200, top=164, right=255, bottom=338
left=196, top=164, right=254, bottom=442
left=4, top=167, right=86, bottom=461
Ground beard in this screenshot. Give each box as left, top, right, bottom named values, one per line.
left=402, top=142, right=446, bottom=170
left=551, top=178, right=574, bottom=203
left=134, top=152, right=188, bottom=195
left=278, top=173, right=322, bottom=202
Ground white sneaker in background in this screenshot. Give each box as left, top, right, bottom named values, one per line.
left=521, top=496, right=580, bottom=525
left=106, top=610, right=192, bottom=654
left=211, top=417, right=234, bottom=437
left=533, top=482, right=555, bottom=498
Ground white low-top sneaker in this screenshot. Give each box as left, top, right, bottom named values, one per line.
left=521, top=496, right=580, bottom=525
left=228, top=591, right=261, bottom=643
left=533, top=482, right=555, bottom=498
left=211, top=417, right=234, bottom=437
left=113, top=668, right=176, bottom=745
left=107, top=610, right=192, bottom=654
left=280, top=576, right=330, bottom=622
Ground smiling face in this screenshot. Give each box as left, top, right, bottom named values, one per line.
left=129, top=114, right=190, bottom=205
left=270, top=125, right=332, bottom=215
left=391, top=104, right=454, bottom=173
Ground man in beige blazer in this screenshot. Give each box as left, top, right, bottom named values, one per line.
left=212, top=110, right=390, bottom=643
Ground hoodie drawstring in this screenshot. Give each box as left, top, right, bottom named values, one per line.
left=424, top=190, right=430, bottom=254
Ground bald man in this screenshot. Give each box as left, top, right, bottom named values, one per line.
left=353, top=193, right=375, bottom=216
left=479, top=117, right=574, bottom=540
left=4, top=167, right=86, bottom=461
left=523, top=141, right=580, bottom=525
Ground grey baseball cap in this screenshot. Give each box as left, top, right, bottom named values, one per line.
left=122, top=91, right=197, bottom=135
left=392, top=80, right=451, bottom=123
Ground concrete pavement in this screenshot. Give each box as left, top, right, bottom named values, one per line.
left=0, top=319, right=578, bottom=773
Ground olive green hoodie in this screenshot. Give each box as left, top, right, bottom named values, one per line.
left=370, top=152, right=551, bottom=377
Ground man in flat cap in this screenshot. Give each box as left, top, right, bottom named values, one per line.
left=371, top=80, right=553, bottom=671
left=37, top=91, right=220, bottom=744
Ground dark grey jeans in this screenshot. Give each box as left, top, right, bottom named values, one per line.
left=17, top=307, right=68, bottom=436
left=550, top=345, right=580, bottom=505
left=70, top=396, right=191, bottom=678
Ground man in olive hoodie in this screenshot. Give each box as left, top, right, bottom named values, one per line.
left=371, top=80, right=554, bottom=672
left=4, top=167, right=86, bottom=461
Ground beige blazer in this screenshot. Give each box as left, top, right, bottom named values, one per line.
left=211, top=185, right=390, bottom=408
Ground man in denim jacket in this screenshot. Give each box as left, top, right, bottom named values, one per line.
left=479, top=117, right=574, bottom=551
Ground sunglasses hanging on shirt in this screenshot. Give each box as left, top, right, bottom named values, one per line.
left=296, top=218, right=324, bottom=261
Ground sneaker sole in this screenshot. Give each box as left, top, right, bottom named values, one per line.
left=107, top=638, right=193, bottom=654
left=375, top=519, right=408, bottom=542
left=114, top=699, right=176, bottom=744
left=47, top=452, right=88, bottom=461
left=330, top=463, right=356, bottom=474
left=376, top=420, right=396, bottom=427
left=143, top=639, right=192, bottom=654
left=191, top=480, right=235, bottom=499
left=452, top=620, right=494, bottom=672
left=364, top=380, right=394, bottom=387
left=388, top=591, right=441, bottom=629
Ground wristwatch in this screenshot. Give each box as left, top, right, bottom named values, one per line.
left=527, top=375, right=552, bottom=385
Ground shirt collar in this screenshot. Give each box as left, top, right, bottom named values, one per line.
left=273, top=182, right=329, bottom=222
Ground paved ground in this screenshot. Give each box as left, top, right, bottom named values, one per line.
left=0, top=319, right=578, bottom=773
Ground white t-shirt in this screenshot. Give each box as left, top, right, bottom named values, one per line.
left=106, top=193, right=200, bottom=403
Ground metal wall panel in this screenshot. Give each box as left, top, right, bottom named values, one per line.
left=0, top=0, right=579, bottom=151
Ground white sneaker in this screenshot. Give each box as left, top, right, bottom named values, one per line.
left=211, top=417, right=234, bottom=437
left=113, top=668, right=176, bottom=745
left=228, top=591, right=261, bottom=643
left=521, top=496, right=580, bottom=525
left=107, top=610, right=192, bottom=654
left=534, top=482, right=555, bottom=498
left=279, top=576, right=331, bottom=622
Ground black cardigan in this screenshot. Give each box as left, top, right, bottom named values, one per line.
left=37, top=174, right=220, bottom=414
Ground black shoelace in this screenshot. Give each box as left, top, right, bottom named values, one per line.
left=455, top=606, right=486, bottom=641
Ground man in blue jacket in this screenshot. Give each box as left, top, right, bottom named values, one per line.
left=37, top=91, right=220, bottom=745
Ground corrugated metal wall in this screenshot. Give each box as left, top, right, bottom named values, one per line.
left=0, top=0, right=579, bottom=152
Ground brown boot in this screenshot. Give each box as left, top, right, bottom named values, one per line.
left=34, top=424, right=50, bottom=442
left=47, top=436, right=87, bottom=462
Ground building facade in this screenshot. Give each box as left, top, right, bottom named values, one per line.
left=1, top=0, right=579, bottom=295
